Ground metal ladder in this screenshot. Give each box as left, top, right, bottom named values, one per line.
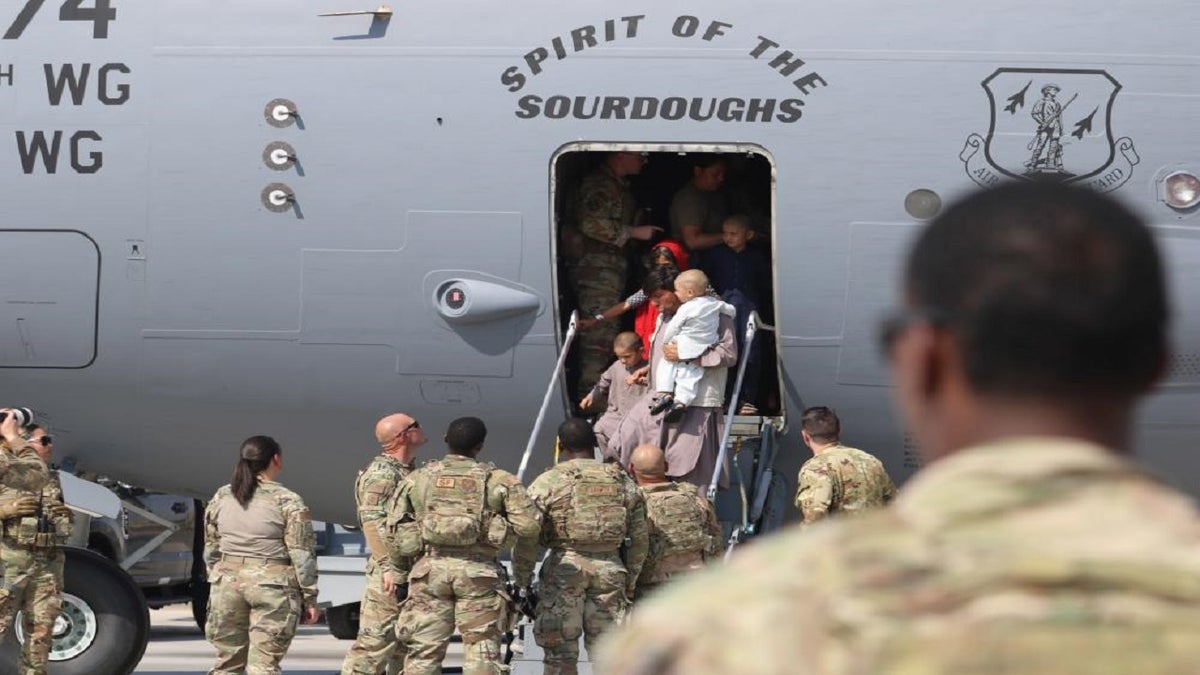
left=706, top=311, right=789, bottom=557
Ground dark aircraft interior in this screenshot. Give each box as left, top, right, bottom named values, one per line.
left=552, top=149, right=780, bottom=416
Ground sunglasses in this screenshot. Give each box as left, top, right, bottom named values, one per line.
left=26, top=435, right=52, bottom=446
left=877, top=308, right=952, bottom=355
left=383, top=420, right=420, bottom=447
left=393, top=420, right=420, bottom=441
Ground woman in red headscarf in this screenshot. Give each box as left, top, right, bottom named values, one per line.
left=577, top=239, right=689, bottom=354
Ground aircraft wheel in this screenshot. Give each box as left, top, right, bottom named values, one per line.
left=191, top=498, right=209, bottom=631
left=0, top=548, right=150, bottom=675
left=326, top=602, right=360, bottom=640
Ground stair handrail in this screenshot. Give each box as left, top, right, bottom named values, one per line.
left=517, top=311, right=578, bottom=482
left=707, top=310, right=776, bottom=501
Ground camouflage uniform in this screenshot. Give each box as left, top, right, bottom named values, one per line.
left=342, top=454, right=415, bottom=675
left=387, top=454, right=539, bottom=675
left=571, top=165, right=637, bottom=394
left=513, top=458, right=647, bottom=675
left=597, top=439, right=1200, bottom=674
left=794, top=444, right=896, bottom=524
left=204, top=480, right=318, bottom=675
left=634, top=481, right=720, bottom=600
left=0, top=452, right=68, bottom=675
left=0, top=438, right=48, bottom=493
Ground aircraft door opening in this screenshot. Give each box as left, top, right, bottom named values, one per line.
left=549, top=143, right=783, bottom=427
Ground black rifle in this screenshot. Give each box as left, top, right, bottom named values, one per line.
left=35, top=490, right=50, bottom=534
left=505, top=581, right=537, bottom=621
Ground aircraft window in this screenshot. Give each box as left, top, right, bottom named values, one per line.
left=551, top=148, right=780, bottom=417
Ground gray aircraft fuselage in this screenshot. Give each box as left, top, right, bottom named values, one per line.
left=1, top=1, right=1198, bottom=525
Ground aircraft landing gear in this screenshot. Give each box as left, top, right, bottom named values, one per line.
left=326, top=602, right=360, bottom=640
left=0, top=548, right=150, bottom=675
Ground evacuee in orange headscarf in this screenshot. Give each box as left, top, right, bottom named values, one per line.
left=578, top=239, right=689, bottom=354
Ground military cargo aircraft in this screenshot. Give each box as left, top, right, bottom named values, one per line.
left=1, top=0, right=1198, bottom=671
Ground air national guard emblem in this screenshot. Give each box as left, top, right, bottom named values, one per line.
left=961, top=68, right=1139, bottom=192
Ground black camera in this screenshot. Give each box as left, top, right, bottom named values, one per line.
left=0, top=408, right=34, bottom=427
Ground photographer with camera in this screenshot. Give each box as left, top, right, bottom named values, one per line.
left=0, top=420, right=71, bottom=674
left=0, top=408, right=60, bottom=674
left=0, top=408, right=48, bottom=492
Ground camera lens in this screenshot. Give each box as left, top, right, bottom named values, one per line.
left=0, top=408, right=34, bottom=427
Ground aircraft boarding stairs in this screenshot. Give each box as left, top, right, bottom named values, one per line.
left=504, top=311, right=792, bottom=672
left=703, top=310, right=791, bottom=553
left=520, top=310, right=790, bottom=549
left=712, top=408, right=790, bottom=554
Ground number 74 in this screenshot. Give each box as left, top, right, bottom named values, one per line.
left=3, top=0, right=116, bottom=40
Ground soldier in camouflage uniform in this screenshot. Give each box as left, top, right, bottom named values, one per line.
left=793, top=406, right=896, bottom=524
left=386, top=417, right=539, bottom=675
left=204, top=436, right=319, bottom=675
left=568, top=151, right=660, bottom=398
left=512, top=419, right=647, bottom=675
left=0, top=410, right=49, bottom=502
left=0, top=424, right=67, bottom=675
left=597, top=182, right=1200, bottom=674
left=627, top=443, right=719, bottom=601
left=341, top=413, right=427, bottom=675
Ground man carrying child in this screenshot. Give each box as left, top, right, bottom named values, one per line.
left=648, top=270, right=735, bottom=423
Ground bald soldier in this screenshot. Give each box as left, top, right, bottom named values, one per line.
left=628, top=444, right=720, bottom=601
left=793, top=407, right=895, bottom=524
left=341, top=413, right=427, bottom=675
left=598, top=182, right=1200, bottom=673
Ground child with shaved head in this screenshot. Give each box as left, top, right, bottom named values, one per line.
left=583, top=332, right=650, bottom=457
left=702, top=214, right=772, bottom=414
left=649, top=269, right=735, bottom=422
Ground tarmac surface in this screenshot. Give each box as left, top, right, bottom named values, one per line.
left=135, top=604, right=467, bottom=674
left=132, top=603, right=590, bottom=674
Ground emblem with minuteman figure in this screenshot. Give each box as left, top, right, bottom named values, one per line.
left=961, top=68, right=1139, bottom=192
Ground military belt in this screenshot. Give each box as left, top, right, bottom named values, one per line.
left=221, top=554, right=291, bottom=565
left=423, top=545, right=496, bottom=562
left=660, top=550, right=704, bottom=563
left=554, top=544, right=622, bottom=555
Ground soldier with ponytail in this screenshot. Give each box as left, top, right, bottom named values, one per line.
left=202, top=435, right=320, bottom=674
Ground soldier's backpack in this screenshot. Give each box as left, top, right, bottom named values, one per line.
left=557, top=462, right=628, bottom=547
left=418, top=460, right=494, bottom=547
left=649, top=484, right=710, bottom=557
